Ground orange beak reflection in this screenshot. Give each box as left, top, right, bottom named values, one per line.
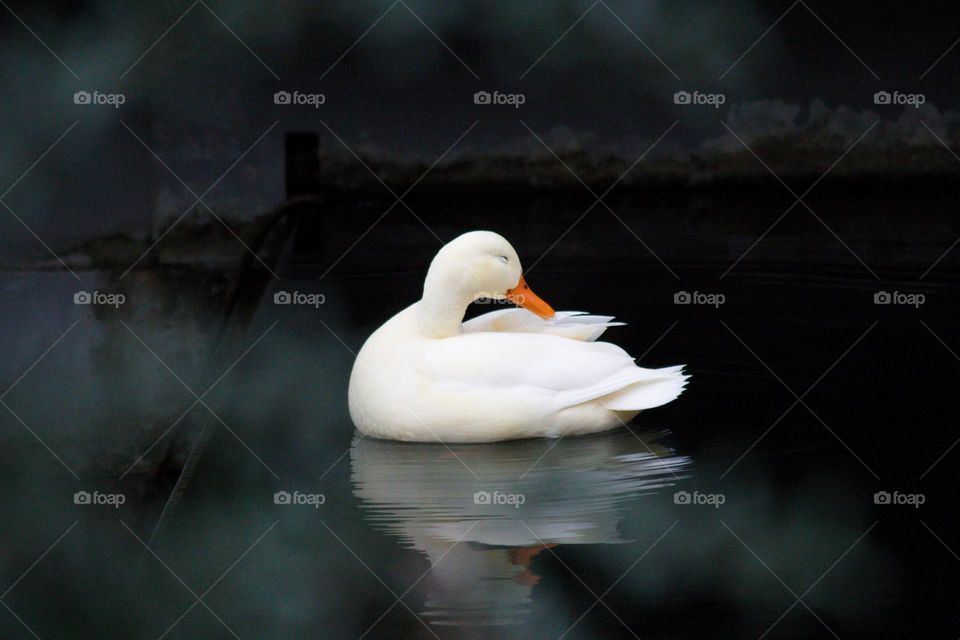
left=505, top=276, right=555, bottom=319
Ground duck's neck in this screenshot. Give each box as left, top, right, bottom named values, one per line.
left=417, top=285, right=472, bottom=339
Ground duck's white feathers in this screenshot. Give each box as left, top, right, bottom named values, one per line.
left=349, top=303, right=688, bottom=441
left=421, top=311, right=688, bottom=412
left=462, top=309, right=622, bottom=342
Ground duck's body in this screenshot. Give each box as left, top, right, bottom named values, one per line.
left=348, top=231, right=688, bottom=442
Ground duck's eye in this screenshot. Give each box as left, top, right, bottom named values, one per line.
left=497, top=255, right=509, bottom=264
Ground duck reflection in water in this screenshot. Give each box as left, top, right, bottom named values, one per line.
left=350, top=428, right=690, bottom=626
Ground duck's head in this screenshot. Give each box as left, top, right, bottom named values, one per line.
left=419, top=231, right=555, bottom=336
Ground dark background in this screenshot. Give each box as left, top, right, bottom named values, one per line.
left=3, top=1, right=960, bottom=260
left=2, top=2, right=959, bottom=639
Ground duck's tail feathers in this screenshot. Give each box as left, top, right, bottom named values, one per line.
left=553, top=365, right=688, bottom=410
left=602, top=365, right=689, bottom=411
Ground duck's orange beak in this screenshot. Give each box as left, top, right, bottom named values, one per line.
left=505, top=276, right=555, bottom=319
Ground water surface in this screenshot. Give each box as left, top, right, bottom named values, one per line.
left=1, top=191, right=957, bottom=638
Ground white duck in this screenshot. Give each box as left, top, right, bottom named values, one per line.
left=348, top=231, right=688, bottom=442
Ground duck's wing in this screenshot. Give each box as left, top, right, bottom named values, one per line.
left=420, top=332, right=688, bottom=412
left=461, top=309, right=624, bottom=342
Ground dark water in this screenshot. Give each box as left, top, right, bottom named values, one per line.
left=1, top=191, right=958, bottom=638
